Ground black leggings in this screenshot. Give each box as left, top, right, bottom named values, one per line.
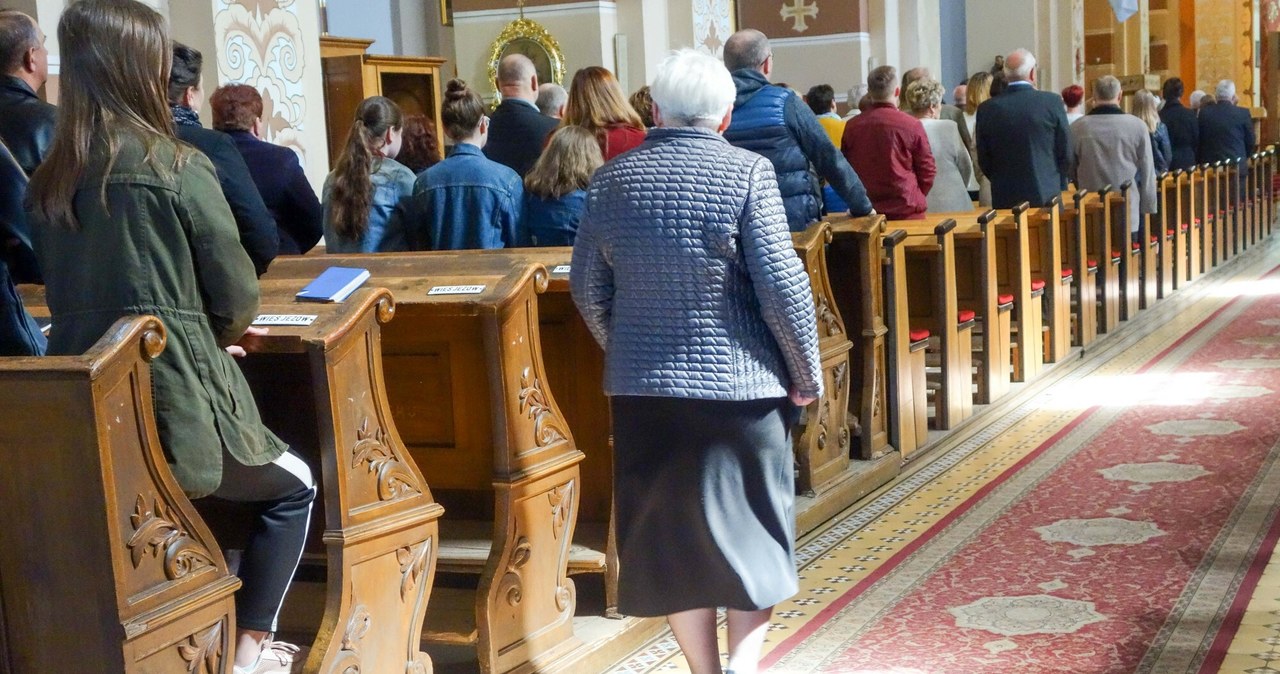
left=207, top=448, right=315, bottom=633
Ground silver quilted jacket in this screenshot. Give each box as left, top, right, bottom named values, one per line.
left=570, top=127, right=823, bottom=401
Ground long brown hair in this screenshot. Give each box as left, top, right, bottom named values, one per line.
left=328, top=96, right=402, bottom=241
left=562, top=67, right=644, bottom=142
left=525, top=126, right=603, bottom=199
left=29, top=0, right=180, bottom=229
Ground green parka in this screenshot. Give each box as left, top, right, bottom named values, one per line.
left=32, top=132, right=286, bottom=498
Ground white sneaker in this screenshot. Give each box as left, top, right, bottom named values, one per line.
left=233, top=635, right=304, bottom=674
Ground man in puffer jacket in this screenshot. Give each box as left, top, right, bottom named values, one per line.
left=723, top=29, right=874, bottom=231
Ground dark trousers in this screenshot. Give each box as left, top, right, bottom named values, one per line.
left=205, top=448, right=315, bottom=633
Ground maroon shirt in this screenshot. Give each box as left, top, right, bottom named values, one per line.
left=841, top=102, right=936, bottom=219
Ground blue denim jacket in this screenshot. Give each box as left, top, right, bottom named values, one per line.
left=525, top=189, right=586, bottom=246
left=322, top=157, right=415, bottom=253
left=408, top=143, right=526, bottom=250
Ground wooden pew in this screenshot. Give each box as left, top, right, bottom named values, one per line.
left=988, top=207, right=1044, bottom=381
left=1158, top=172, right=1184, bottom=297
left=1059, top=189, right=1098, bottom=348
left=0, top=316, right=240, bottom=673
left=258, top=260, right=587, bottom=674
left=881, top=228, right=927, bottom=457
left=1104, top=182, right=1141, bottom=321
left=817, top=217, right=893, bottom=463
left=236, top=289, right=443, bottom=674
left=1206, top=162, right=1228, bottom=266
left=1184, top=166, right=1206, bottom=281
left=1019, top=198, right=1071, bottom=364
left=14, top=288, right=446, bottom=673
left=890, top=219, right=973, bottom=429
left=1077, top=188, right=1120, bottom=334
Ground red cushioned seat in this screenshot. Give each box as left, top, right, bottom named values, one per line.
left=1149, top=235, right=1158, bottom=244
left=1180, top=222, right=1189, bottom=231
left=909, top=328, right=930, bottom=342
left=1061, top=267, right=1074, bottom=278
left=1087, top=258, right=1098, bottom=268
left=1166, top=229, right=1175, bottom=236
left=1030, top=279, right=1046, bottom=292
left=1111, top=250, right=1122, bottom=260
left=957, top=309, right=976, bottom=324
left=1193, top=218, right=1201, bottom=225
left=1132, top=242, right=1141, bottom=251
left=997, top=293, right=1014, bottom=305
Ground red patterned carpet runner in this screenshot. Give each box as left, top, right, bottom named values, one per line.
left=761, top=268, right=1280, bottom=673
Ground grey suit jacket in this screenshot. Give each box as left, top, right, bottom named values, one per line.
left=1070, top=107, right=1156, bottom=232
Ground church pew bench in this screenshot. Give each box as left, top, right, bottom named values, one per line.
left=1018, top=199, right=1071, bottom=364
left=16, top=288, right=446, bottom=673
left=1158, top=172, right=1184, bottom=297
left=891, top=213, right=1006, bottom=406
left=1206, top=162, right=1229, bottom=267
left=0, top=316, right=240, bottom=674
left=1137, top=179, right=1161, bottom=310
left=823, top=215, right=893, bottom=462
left=881, top=228, right=928, bottom=458
left=260, top=260, right=586, bottom=674
left=1059, top=189, right=1098, bottom=348
left=893, top=219, right=973, bottom=429
left=987, top=207, right=1044, bottom=381
left=1182, top=166, right=1206, bottom=282
left=236, top=288, right=443, bottom=674
left=1076, top=187, right=1121, bottom=335
left=1103, top=182, right=1142, bottom=322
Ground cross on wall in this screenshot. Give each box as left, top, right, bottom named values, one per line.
left=780, top=0, right=819, bottom=33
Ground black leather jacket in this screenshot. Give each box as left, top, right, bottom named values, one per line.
left=0, top=76, right=56, bottom=176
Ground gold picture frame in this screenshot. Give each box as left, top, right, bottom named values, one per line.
left=487, top=17, right=567, bottom=95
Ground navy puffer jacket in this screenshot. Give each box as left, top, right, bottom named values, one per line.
left=725, top=69, right=872, bottom=230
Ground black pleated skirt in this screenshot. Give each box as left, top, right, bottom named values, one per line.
left=610, top=395, right=799, bottom=617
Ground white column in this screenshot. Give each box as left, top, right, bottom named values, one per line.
left=869, top=0, right=901, bottom=70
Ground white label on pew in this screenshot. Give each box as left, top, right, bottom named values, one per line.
left=553, top=265, right=571, bottom=274
left=253, top=314, right=318, bottom=326
left=428, top=284, right=487, bottom=296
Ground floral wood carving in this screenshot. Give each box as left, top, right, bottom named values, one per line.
left=518, top=367, right=568, bottom=448
left=497, top=535, right=532, bottom=606
left=816, top=295, right=842, bottom=337
left=815, top=400, right=831, bottom=451
left=178, top=622, right=224, bottom=674
left=550, top=480, right=576, bottom=612
left=549, top=482, right=573, bottom=540
left=397, top=540, right=432, bottom=602
left=127, top=495, right=215, bottom=580
left=833, top=361, right=848, bottom=396
left=352, top=417, right=421, bottom=502
left=326, top=601, right=370, bottom=674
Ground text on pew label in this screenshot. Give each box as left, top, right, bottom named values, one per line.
left=428, top=285, right=487, bottom=296
left=253, top=314, right=318, bottom=326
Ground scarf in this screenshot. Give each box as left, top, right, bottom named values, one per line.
left=170, top=104, right=202, bottom=128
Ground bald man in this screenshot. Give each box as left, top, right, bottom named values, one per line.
left=974, top=48, right=1071, bottom=208
left=0, top=10, right=55, bottom=175
left=484, top=54, right=559, bottom=176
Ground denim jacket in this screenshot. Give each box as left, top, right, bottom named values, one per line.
left=407, top=143, right=526, bottom=250
left=526, top=189, right=586, bottom=246
left=322, top=157, right=415, bottom=253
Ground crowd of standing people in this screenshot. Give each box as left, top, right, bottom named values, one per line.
left=0, top=4, right=1265, bottom=673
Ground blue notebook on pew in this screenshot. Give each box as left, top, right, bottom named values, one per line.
left=296, top=266, right=371, bottom=303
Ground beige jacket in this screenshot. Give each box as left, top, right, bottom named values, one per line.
left=1070, top=108, right=1156, bottom=232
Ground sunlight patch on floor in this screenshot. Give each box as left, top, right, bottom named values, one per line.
left=1030, top=371, right=1229, bottom=410
left=1206, top=278, right=1280, bottom=298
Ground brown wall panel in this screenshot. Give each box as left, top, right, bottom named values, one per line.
left=737, top=0, right=865, bottom=38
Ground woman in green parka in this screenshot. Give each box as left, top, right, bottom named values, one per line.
left=27, top=1, right=314, bottom=672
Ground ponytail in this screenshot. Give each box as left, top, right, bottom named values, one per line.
left=326, top=96, right=403, bottom=241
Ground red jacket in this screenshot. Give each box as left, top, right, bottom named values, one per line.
left=841, top=102, right=936, bottom=219
left=601, top=124, right=647, bottom=161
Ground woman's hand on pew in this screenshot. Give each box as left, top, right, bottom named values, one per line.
left=790, top=387, right=818, bottom=407
left=224, top=326, right=270, bottom=358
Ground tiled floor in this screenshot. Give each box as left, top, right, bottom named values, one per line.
left=608, top=241, right=1280, bottom=674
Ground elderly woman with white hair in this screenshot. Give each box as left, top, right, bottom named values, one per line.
left=906, top=77, right=976, bottom=212
left=570, top=48, right=823, bottom=674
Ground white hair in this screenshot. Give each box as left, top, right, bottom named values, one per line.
left=651, top=49, right=735, bottom=128
left=1004, top=48, right=1036, bottom=82
left=1189, top=89, right=1206, bottom=109
left=1215, top=79, right=1236, bottom=101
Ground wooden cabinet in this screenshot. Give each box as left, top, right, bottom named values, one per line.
left=319, top=36, right=447, bottom=169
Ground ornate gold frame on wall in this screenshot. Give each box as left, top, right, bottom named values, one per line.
left=486, top=17, right=567, bottom=95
